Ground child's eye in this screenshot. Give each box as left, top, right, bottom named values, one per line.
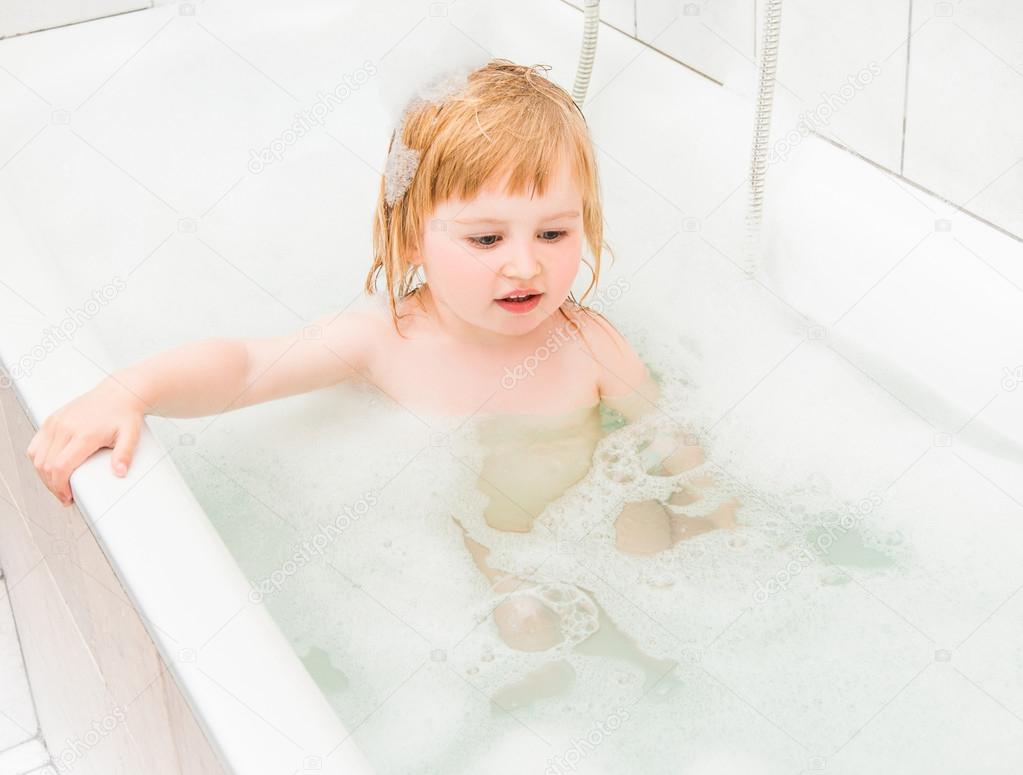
left=466, top=231, right=567, bottom=249
left=469, top=234, right=501, bottom=248
left=540, top=230, right=567, bottom=242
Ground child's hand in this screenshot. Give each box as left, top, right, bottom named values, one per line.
left=26, top=379, right=146, bottom=506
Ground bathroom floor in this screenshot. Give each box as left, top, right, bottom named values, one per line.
left=0, top=567, right=55, bottom=775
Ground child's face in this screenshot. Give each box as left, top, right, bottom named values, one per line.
left=411, top=154, right=584, bottom=344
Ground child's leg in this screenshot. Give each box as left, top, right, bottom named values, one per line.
left=647, top=439, right=741, bottom=543
left=666, top=483, right=739, bottom=544
left=614, top=499, right=673, bottom=555
left=453, top=517, right=578, bottom=709
left=572, top=596, right=679, bottom=692
left=452, top=518, right=681, bottom=706
left=455, top=518, right=565, bottom=652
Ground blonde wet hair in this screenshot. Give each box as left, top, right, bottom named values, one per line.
left=364, top=58, right=616, bottom=338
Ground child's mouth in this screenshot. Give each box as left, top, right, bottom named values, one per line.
left=495, top=293, right=543, bottom=313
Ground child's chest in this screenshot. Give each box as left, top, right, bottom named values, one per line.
left=368, top=325, right=601, bottom=418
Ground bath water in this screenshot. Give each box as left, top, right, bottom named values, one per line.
left=153, top=253, right=1022, bottom=774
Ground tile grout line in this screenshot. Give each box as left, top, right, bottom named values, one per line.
left=810, top=129, right=1023, bottom=245
left=557, top=0, right=724, bottom=86
left=0, top=655, right=55, bottom=775
left=0, top=586, right=53, bottom=771
left=0, top=3, right=160, bottom=42
left=899, top=0, right=914, bottom=176
left=0, top=737, right=54, bottom=774
left=570, top=0, right=1020, bottom=244
left=0, top=463, right=56, bottom=772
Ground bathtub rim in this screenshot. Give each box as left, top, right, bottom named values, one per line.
left=0, top=194, right=374, bottom=775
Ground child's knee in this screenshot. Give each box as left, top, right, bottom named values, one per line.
left=615, top=499, right=672, bottom=555
left=493, top=595, right=564, bottom=652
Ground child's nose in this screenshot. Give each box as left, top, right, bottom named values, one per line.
left=499, top=242, right=542, bottom=280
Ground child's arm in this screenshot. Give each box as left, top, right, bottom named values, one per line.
left=596, top=344, right=741, bottom=537
left=26, top=307, right=376, bottom=505
left=581, top=310, right=710, bottom=475
left=581, top=312, right=737, bottom=551
left=579, top=309, right=663, bottom=434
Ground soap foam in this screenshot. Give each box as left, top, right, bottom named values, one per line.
left=155, top=243, right=951, bottom=774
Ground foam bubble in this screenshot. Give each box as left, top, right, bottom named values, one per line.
left=161, top=244, right=938, bottom=772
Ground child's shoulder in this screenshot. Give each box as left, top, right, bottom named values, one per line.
left=306, top=295, right=388, bottom=369
left=322, top=294, right=388, bottom=334
left=341, top=292, right=412, bottom=329
left=561, top=301, right=650, bottom=399
left=336, top=291, right=428, bottom=344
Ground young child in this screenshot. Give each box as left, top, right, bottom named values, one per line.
left=26, top=59, right=734, bottom=655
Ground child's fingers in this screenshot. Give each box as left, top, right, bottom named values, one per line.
left=26, top=429, right=43, bottom=459
left=26, top=431, right=49, bottom=494
left=28, top=418, right=140, bottom=504
left=51, top=434, right=107, bottom=504
left=27, top=426, right=52, bottom=466
left=40, top=428, right=73, bottom=498
left=110, top=421, right=141, bottom=477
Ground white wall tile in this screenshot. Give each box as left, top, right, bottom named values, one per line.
left=904, top=0, right=1023, bottom=238
left=449, top=0, right=657, bottom=108
left=0, top=0, right=149, bottom=39
left=769, top=0, right=910, bottom=173
left=562, top=0, right=636, bottom=34
left=636, top=0, right=756, bottom=88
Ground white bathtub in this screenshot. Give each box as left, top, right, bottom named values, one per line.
left=2, top=0, right=1022, bottom=773
left=0, top=197, right=376, bottom=772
